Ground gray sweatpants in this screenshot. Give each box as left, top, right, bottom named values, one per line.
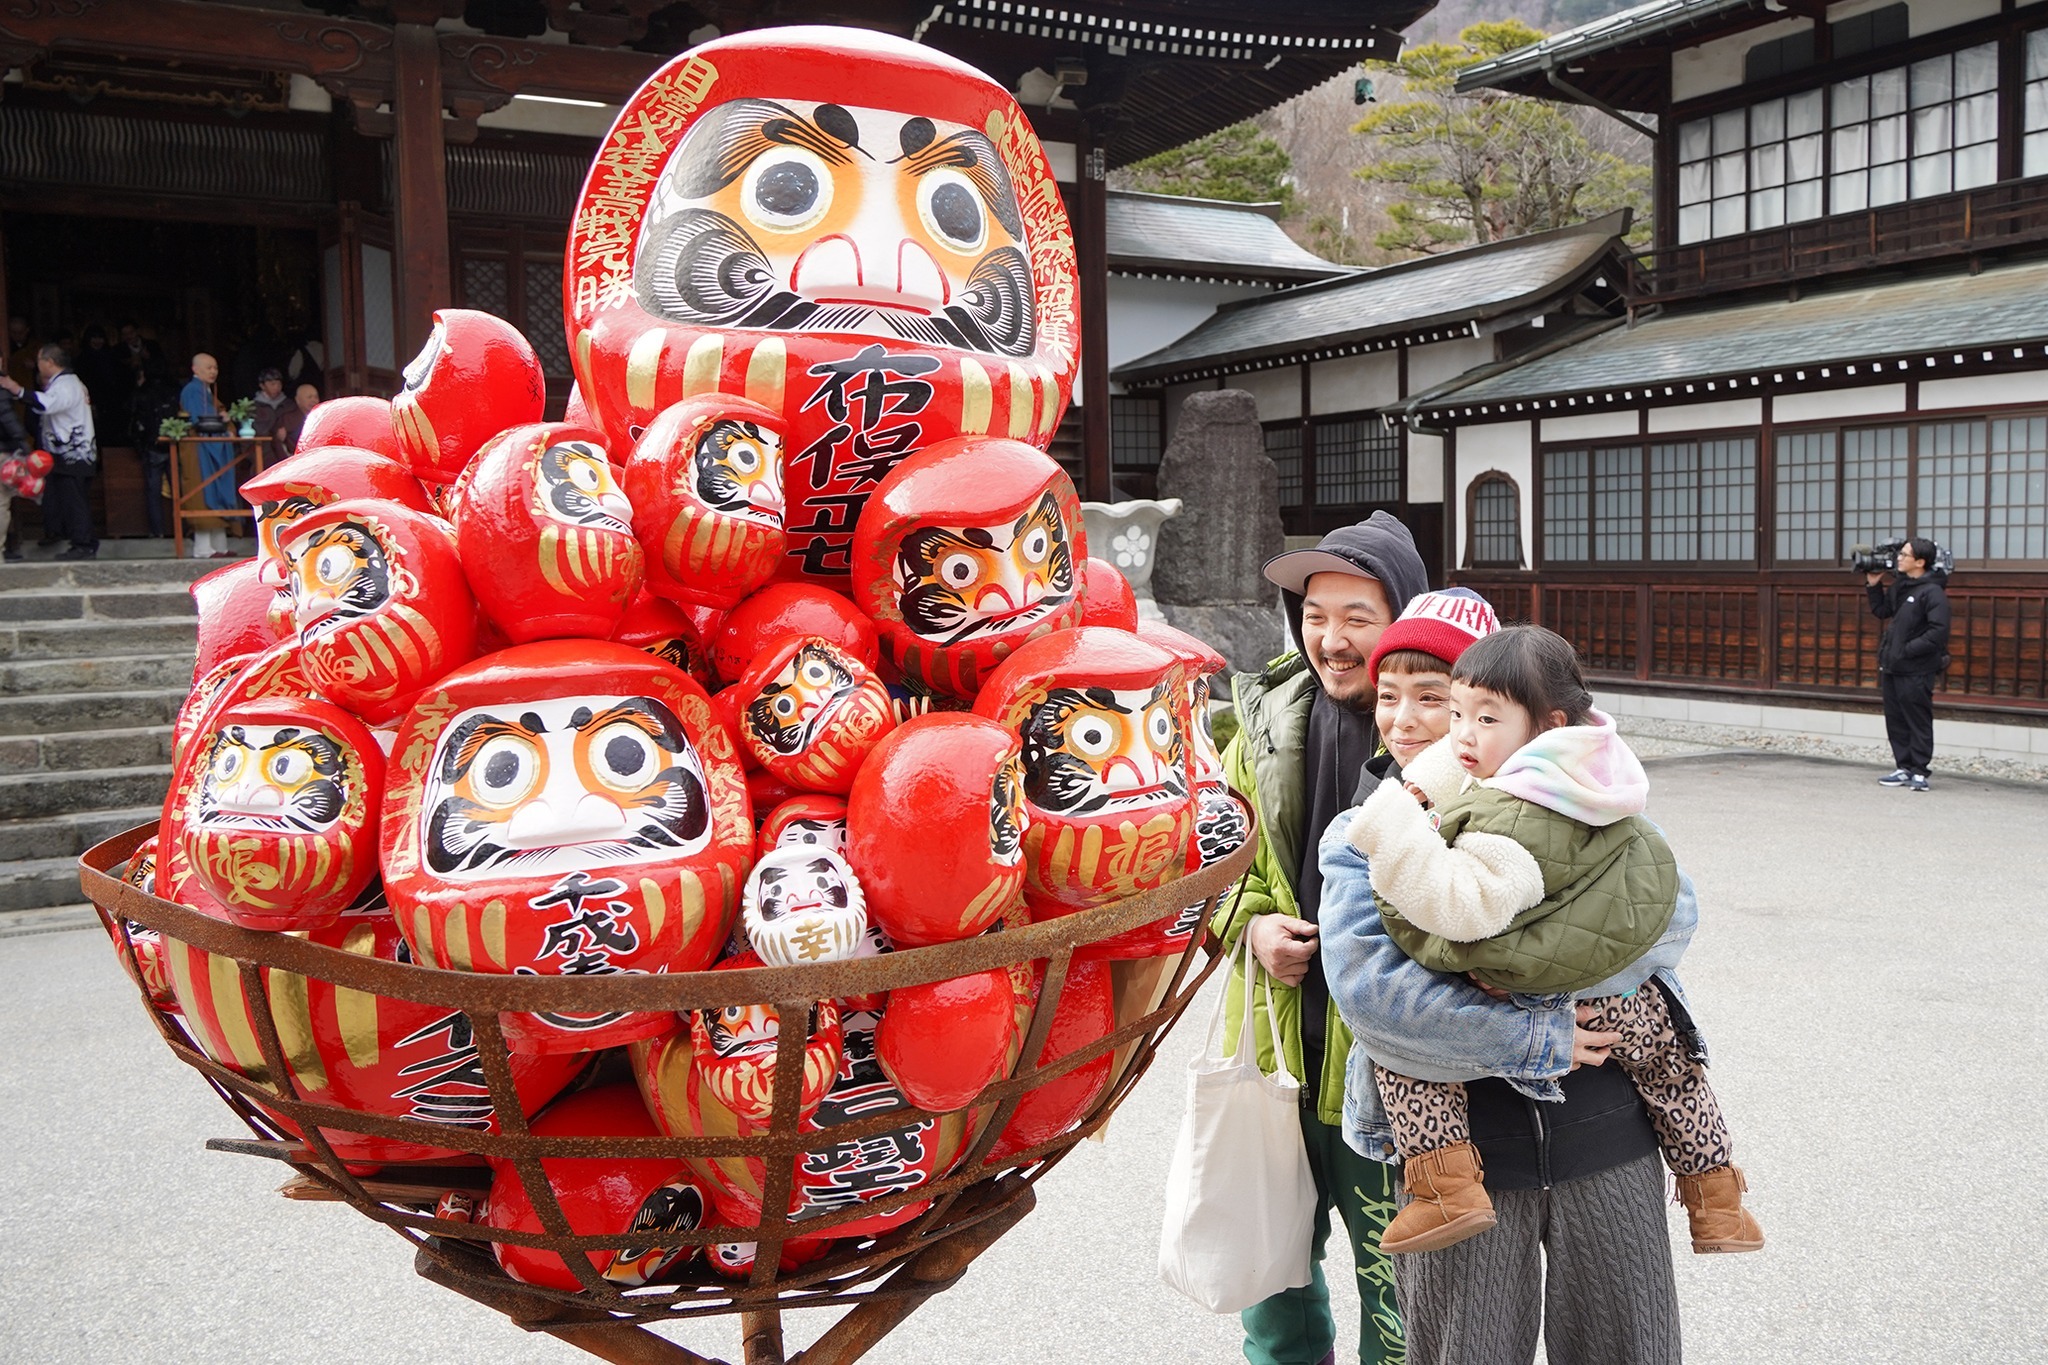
left=1393, top=1153, right=1681, bottom=1365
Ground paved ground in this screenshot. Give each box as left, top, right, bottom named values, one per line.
left=2, top=752, right=2043, bottom=1364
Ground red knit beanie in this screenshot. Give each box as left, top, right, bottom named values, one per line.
left=1367, top=588, right=1500, bottom=683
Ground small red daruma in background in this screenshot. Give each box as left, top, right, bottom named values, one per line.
left=481, top=1085, right=714, bottom=1291
left=612, top=590, right=718, bottom=686
left=851, top=437, right=1087, bottom=700
left=390, top=309, right=546, bottom=486
left=453, top=423, right=644, bottom=642
left=709, top=582, right=879, bottom=686
left=756, top=793, right=848, bottom=860
left=1077, top=556, right=1138, bottom=631
left=179, top=695, right=383, bottom=929
left=874, top=965, right=1018, bottom=1112
left=625, top=395, right=787, bottom=609
left=985, top=954, right=1116, bottom=1162
left=731, top=637, right=895, bottom=795
left=277, top=500, right=478, bottom=726
left=974, top=627, right=1195, bottom=916
left=189, top=559, right=283, bottom=678
left=296, top=396, right=403, bottom=461
left=846, top=713, right=1024, bottom=947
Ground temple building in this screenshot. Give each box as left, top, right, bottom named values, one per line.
left=0, top=0, right=1434, bottom=530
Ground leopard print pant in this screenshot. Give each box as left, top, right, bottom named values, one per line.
left=1375, top=984, right=1732, bottom=1174
left=1579, top=984, right=1732, bottom=1176
left=1375, top=1067, right=1470, bottom=1157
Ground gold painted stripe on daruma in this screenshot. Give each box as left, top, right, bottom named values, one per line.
left=1006, top=364, right=1034, bottom=439
left=207, top=950, right=272, bottom=1085
left=336, top=922, right=382, bottom=1070
left=960, top=358, right=993, bottom=435
left=267, top=970, right=330, bottom=1095
left=627, top=329, right=667, bottom=413
left=1036, top=368, right=1061, bottom=438
left=574, top=328, right=594, bottom=391
left=683, top=335, right=724, bottom=398
left=538, top=527, right=572, bottom=597
left=745, top=338, right=786, bottom=412
left=482, top=900, right=507, bottom=969
left=642, top=878, right=667, bottom=946
left=443, top=908, right=473, bottom=971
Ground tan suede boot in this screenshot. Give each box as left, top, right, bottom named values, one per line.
left=1379, top=1140, right=1497, bottom=1254
left=1674, top=1165, right=1765, bottom=1253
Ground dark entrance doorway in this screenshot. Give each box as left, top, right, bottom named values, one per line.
left=2, top=212, right=322, bottom=538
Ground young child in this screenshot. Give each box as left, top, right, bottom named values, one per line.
left=1348, top=624, right=1763, bottom=1257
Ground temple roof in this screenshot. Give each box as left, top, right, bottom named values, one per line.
left=1451, top=0, right=1779, bottom=112
left=1404, top=253, right=2048, bottom=422
left=1113, top=211, right=1628, bottom=384
left=1106, top=192, right=1351, bottom=283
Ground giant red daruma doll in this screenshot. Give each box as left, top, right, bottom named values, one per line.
left=974, top=628, right=1196, bottom=915
left=564, top=26, right=1080, bottom=583
left=380, top=641, right=754, bottom=1053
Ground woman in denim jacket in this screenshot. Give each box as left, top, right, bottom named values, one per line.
left=1321, top=803, right=1703, bottom=1365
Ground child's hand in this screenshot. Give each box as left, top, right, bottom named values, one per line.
left=1401, top=781, right=1434, bottom=810
left=1466, top=972, right=1511, bottom=1002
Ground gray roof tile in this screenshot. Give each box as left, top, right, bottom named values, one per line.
left=1106, top=191, right=1346, bottom=281
left=1113, top=215, right=1623, bottom=383
left=1418, top=255, right=2048, bottom=412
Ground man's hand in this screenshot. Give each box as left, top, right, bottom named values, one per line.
left=1246, top=914, right=1318, bottom=987
left=1865, top=571, right=1886, bottom=586
left=1571, top=1002, right=1620, bottom=1070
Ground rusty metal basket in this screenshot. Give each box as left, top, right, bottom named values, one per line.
left=79, top=822, right=1253, bottom=1365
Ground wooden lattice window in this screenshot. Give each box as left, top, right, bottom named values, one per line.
left=1466, top=472, right=1524, bottom=569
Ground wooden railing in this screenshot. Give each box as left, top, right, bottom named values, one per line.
left=1456, top=576, right=2048, bottom=714
left=1625, top=178, right=2048, bottom=306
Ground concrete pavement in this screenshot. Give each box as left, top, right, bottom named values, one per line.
left=2, top=752, right=2042, bottom=1364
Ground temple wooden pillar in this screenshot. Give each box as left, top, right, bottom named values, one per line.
left=390, top=20, right=451, bottom=363
left=1077, top=122, right=1113, bottom=504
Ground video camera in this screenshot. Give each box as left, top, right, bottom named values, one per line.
left=1848, top=538, right=1955, bottom=577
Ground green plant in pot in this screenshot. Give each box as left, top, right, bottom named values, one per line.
left=157, top=416, right=191, bottom=444
left=224, top=397, right=257, bottom=438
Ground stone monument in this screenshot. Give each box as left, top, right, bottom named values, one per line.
left=1150, top=389, right=1287, bottom=673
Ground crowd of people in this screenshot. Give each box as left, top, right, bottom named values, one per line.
left=1, top=314, right=321, bottom=560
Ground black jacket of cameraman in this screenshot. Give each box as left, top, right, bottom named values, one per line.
left=1868, top=571, right=1951, bottom=675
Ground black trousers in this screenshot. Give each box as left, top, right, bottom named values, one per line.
left=42, top=466, right=97, bottom=552
left=1880, top=669, right=1936, bottom=775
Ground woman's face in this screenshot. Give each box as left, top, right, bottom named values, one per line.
left=1374, top=667, right=1454, bottom=770
left=1448, top=682, right=1544, bottom=780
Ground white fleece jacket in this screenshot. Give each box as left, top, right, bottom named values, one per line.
left=1346, top=713, right=1648, bottom=944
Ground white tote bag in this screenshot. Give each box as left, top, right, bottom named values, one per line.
left=1157, top=938, right=1317, bottom=1313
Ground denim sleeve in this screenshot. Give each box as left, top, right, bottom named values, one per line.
left=1317, top=809, right=1575, bottom=1086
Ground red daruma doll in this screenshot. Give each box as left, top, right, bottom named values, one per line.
left=846, top=713, right=1025, bottom=947
left=852, top=437, right=1087, bottom=700
left=277, top=499, right=478, bottom=725
left=452, top=423, right=644, bottom=641
left=974, top=627, right=1195, bottom=915
left=179, top=696, right=384, bottom=930
left=390, top=308, right=546, bottom=487
left=730, top=636, right=895, bottom=794
left=625, top=395, right=787, bottom=608
left=380, top=641, right=753, bottom=1053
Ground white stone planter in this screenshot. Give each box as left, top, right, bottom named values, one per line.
left=1082, top=497, right=1182, bottom=622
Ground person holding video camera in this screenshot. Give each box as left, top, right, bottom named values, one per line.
left=1866, top=538, right=1950, bottom=792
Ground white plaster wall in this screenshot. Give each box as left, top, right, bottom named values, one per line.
left=1456, top=421, right=1535, bottom=570
left=1906, top=0, right=2001, bottom=35
left=1234, top=366, right=1303, bottom=422
left=1672, top=16, right=1811, bottom=103
left=1409, top=431, right=1445, bottom=503
left=1647, top=398, right=1764, bottom=433
left=1107, top=276, right=1270, bottom=374
left=1918, top=370, right=2048, bottom=410
left=1772, top=384, right=1908, bottom=423
left=1309, top=352, right=1400, bottom=414
left=1408, top=337, right=1494, bottom=394
left=477, top=95, right=618, bottom=137
left=1542, top=411, right=1639, bottom=442
left=288, top=75, right=332, bottom=113
left=1040, top=141, right=1078, bottom=185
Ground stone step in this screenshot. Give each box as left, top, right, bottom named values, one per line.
left=0, top=855, right=92, bottom=914
left=0, top=688, right=190, bottom=735
left=0, top=585, right=199, bottom=623
left=0, top=652, right=197, bottom=697
left=0, top=617, right=199, bottom=661
left=0, top=556, right=226, bottom=592
left=0, top=764, right=172, bottom=821
left=0, top=806, right=160, bottom=862
left=0, top=725, right=175, bottom=776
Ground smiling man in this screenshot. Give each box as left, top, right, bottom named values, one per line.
left=1209, top=510, right=1429, bottom=1365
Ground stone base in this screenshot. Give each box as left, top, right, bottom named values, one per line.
left=1158, top=602, right=1288, bottom=677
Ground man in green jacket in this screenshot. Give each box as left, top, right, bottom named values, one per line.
left=1213, top=511, right=1430, bottom=1365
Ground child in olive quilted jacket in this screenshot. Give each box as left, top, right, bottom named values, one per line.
left=1347, top=625, right=1762, bottom=1258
